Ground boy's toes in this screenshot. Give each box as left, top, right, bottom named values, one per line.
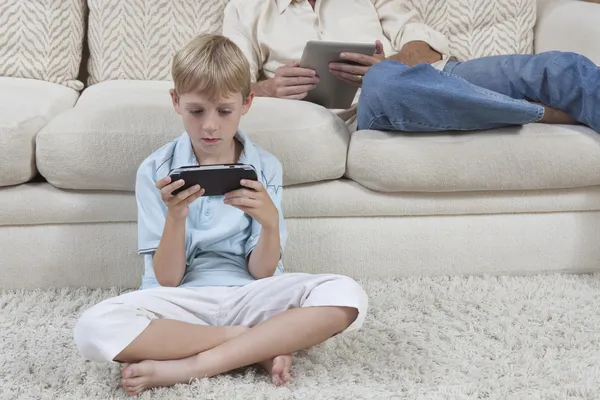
left=123, top=377, right=144, bottom=387
left=122, top=376, right=146, bottom=396
left=121, top=364, right=137, bottom=379
left=264, top=355, right=293, bottom=386
left=129, top=385, right=146, bottom=396
left=278, top=355, right=293, bottom=384
left=123, top=382, right=144, bottom=397
left=271, top=373, right=284, bottom=386
left=282, top=369, right=292, bottom=383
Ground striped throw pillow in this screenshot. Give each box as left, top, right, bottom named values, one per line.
left=0, top=0, right=86, bottom=90
left=403, top=0, right=536, bottom=61
left=87, top=0, right=228, bottom=85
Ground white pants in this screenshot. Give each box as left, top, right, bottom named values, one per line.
left=74, top=273, right=368, bottom=363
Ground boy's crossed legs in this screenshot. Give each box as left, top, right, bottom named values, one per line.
left=74, top=273, right=368, bottom=396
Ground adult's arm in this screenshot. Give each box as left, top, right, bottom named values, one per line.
left=373, top=0, right=451, bottom=64
left=222, top=0, right=262, bottom=83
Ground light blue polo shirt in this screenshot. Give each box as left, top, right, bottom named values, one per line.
left=134, top=130, right=287, bottom=289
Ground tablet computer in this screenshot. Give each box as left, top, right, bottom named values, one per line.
left=299, top=40, right=376, bottom=109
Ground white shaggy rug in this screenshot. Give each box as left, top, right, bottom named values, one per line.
left=2, top=274, right=600, bottom=400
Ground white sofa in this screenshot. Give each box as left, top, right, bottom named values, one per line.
left=1, top=0, right=599, bottom=290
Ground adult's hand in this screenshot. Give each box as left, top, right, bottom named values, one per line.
left=254, top=62, right=319, bottom=100
left=328, top=40, right=385, bottom=87
left=391, top=40, right=442, bottom=66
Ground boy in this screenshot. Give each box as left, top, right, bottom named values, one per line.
left=73, top=34, right=368, bottom=396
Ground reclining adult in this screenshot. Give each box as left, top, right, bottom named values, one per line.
left=223, top=0, right=599, bottom=133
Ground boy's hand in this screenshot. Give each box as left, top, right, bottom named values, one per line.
left=224, top=179, right=278, bottom=229
left=156, top=176, right=205, bottom=221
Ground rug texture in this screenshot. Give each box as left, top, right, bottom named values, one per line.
left=1, top=274, right=600, bottom=400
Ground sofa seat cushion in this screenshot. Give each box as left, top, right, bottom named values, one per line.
left=4, top=180, right=600, bottom=228
left=0, top=77, right=79, bottom=187
left=284, top=180, right=600, bottom=218
left=346, top=125, right=600, bottom=192
left=36, top=81, right=349, bottom=191
left=0, top=183, right=135, bottom=226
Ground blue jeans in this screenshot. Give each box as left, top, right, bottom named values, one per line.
left=357, top=51, right=600, bottom=133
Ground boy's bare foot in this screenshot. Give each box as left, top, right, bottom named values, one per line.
left=120, top=325, right=250, bottom=395
left=121, top=355, right=202, bottom=396
left=259, top=354, right=293, bottom=386
left=120, top=351, right=293, bottom=395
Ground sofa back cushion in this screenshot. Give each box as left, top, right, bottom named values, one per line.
left=86, top=0, right=537, bottom=85
left=0, top=0, right=86, bottom=90
left=87, top=0, right=228, bottom=85
left=404, top=0, right=537, bottom=61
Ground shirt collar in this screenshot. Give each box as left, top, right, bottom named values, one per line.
left=170, top=132, right=198, bottom=170
left=170, top=129, right=262, bottom=175
left=277, top=0, right=295, bottom=14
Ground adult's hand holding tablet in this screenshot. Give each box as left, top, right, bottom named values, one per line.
left=330, top=40, right=385, bottom=87
left=266, top=61, right=320, bottom=100
left=299, top=40, right=381, bottom=109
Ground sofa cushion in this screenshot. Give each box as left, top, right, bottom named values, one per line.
left=346, top=125, right=600, bottom=192
left=284, top=180, right=600, bottom=218
left=36, top=81, right=349, bottom=191
left=0, top=0, right=86, bottom=90
left=0, top=183, right=136, bottom=226
left=4, top=180, right=600, bottom=228
left=87, top=0, right=227, bottom=85
left=404, top=0, right=536, bottom=61
left=0, top=77, right=79, bottom=187
left=535, top=0, right=600, bottom=66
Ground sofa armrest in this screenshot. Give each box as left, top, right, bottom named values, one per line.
left=535, top=0, right=600, bottom=64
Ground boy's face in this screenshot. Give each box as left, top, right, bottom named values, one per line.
left=170, top=89, right=253, bottom=156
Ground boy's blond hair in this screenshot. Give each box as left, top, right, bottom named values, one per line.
left=171, top=34, right=251, bottom=99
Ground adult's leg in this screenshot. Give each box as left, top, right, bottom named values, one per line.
left=73, top=286, right=244, bottom=364
left=444, top=51, right=600, bottom=131
left=120, top=273, right=368, bottom=395
left=357, top=60, right=544, bottom=132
